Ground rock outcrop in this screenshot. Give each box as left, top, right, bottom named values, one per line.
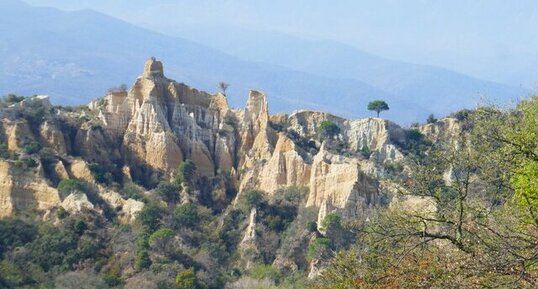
left=0, top=160, right=60, bottom=218
left=0, top=58, right=459, bottom=230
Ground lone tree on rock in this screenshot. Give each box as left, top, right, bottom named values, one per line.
left=218, top=81, right=230, bottom=96
left=367, top=100, right=389, bottom=117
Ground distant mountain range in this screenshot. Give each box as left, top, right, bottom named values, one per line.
left=0, top=0, right=529, bottom=123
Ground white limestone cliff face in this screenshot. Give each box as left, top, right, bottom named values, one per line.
left=420, top=117, right=461, bottom=143
left=0, top=59, right=461, bottom=229
left=344, top=118, right=405, bottom=164
left=39, top=120, right=68, bottom=155
left=0, top=160, right=61, bottom=218
left=90, top=58, right=237, bottom=179
left=239, top=208, right=260, bottom=269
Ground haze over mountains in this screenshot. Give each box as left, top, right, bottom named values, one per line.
left=0, top=0, right=531, bottom=123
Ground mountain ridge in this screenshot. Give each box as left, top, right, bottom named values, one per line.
left=0, top=0, right=529, bottom=124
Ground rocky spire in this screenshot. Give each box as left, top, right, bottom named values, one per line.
left=143, top=57, right=164, bottom=78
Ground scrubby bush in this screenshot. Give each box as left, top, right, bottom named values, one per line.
left=88, top=162, right=115, bottom=185
left=2, top=94, right=25, bottom=103
left=248, top=264, right=281, bottom=282
left=427, top=113, right=437, bottom=124
left=174, top=203, right=200, bottom=228
left=322, top=213, right=342, bottom=230
left=155, top=182, right=180, bottom=204
left=175, top=268, right=207, bottom=289
left=135, top=250, right=151, bottom=271
left=0, top=143, right=10, bottom=159
left=21, top=157, right=38, bottom=168
left=237, top=190, right=266, bottom=213
left=22, top=141, right=41, bottom=154
left=57, top=179, right=85, bottom=200
left=0, top=219, right=38, bottom=255
left=90, top=123, right=102, bottom=131
left=307, top=237, right=331, bottom=261
left=175, top=159, right=197, bottom=186
left=307, top=221, right=317, bottom=232
left=317, top=121, right=340, bottom=139
left=120, top=183, right=145, bottom=201
left=136, top=203, right=163, bottom=231
left=360, top=145, right=372, bottom=158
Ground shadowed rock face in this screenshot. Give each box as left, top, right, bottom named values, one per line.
left=0, top=59, right=460, bottom=229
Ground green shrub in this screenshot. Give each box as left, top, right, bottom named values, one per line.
left=136, top=203, right=163, bottom=231
left=450, top=109, right=472, bottom=121
left=174, top=203, right=200, bottom=228
left=0, top=143, right=9, bottom=159
left=23, top=106, right=46, bottom=128
left=38, top=147, right=56, bottom=165
left=78, top=115, right=91, bottom=123
left=360, top=145, right=372, bottom=158
left=88, top=162, right=114, bottom=185
left=90, top=123, right=102, bottom=131
left=148, top=228, right=175, bottom=245
left=120, top=183, right=144, bottom=200
left=175, top=159, right=197, bottom=186
left=0, top=219, right=38, bottom=255
left=249, top=264, right=281, bottom=281
left=322, top=213, right=342, bottom=230
left=307, top=237, right=331, bottom=261
left=102, top=270, right=124, bottom=287
left=307, top=221, right=317, bottom=232
left=175, top=268, right=207, bottom=289
left=21, top=157, right=38, bottom=168
left=73, top=220, right=87, bottom=235
left=22, top=141, right=41, bottom=154
left=57, top=179, right=85, bottom=200
left=317, top=121, right=340, bottom=139
left=2, top=94, right=25, bottom=103
left=155, top=182, right=180, bottom=204
left=238, top=190, right=266, bottom=212
left=427, top=113, right=437, bottom=124
left=26, top=225, right=79, bottom=271
left=135, top=250, right=151, bottom=271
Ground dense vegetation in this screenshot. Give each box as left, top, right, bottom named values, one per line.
left=1, top=93, right=538, bottom=288
left=316, top=97, right=538, bottom=288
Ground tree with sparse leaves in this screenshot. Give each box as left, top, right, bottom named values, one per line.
left=218, top=81, right=229, bottom=96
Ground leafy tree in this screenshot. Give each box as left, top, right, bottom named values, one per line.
left=321, top=213, right=341, bottom=230
left=22, top=141, right=41, bottom=154
left=174, top=203, right=200, bottom=228
left=175, top=159, right=197, bottom=187
left=175, top=268, right=207, bottom=289
left=135, top=250, right=151, bottom=271
left=317, top=121, right=340, bottom=139
left=427, top=113, right=437, bottom=124
left=218, top=81, right=230, bottom=95
left=148, top=228, right=175, bottom=255
left=148, top=228, right=174, bottom=245
left=0, top=219, right=37, bottom=255
left=136, top=203, right=163, bottom=231
left=120, top=183, right=144, bottom=201
left=238, top=190, right=266, bottom=212
left=367, top=100, right=389, bottom=117
left=155, top=182, right=180, bottom=204
left=307, top=237, right=331, bottom=261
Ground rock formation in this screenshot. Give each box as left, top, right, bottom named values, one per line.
left=0, top=58, right=460, bottom=231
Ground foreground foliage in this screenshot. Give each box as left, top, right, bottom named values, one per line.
left=317, top=97, right=538, bottom=288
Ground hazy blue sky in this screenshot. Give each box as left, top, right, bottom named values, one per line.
left=22, top=0, right=538, bottom=88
